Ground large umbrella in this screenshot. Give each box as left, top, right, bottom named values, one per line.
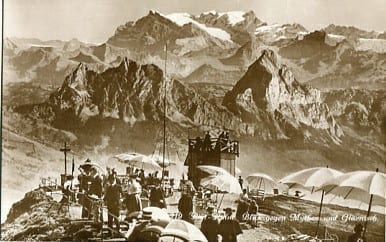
left=197, top=165, right=242, bottom=176
left=114, top=153, right=162, bottom=172
left=160, top=219, right=208, bottom=242
left=318, top=169, right=386, bottom=236
left=279, top=166, right=344, bottom=237
left=197, top=165, right=229, bottom=175
left=201, top=173, right=242, bottom=211
left=150, top=154, right=177, bottom=168
left=201, top=174, right=242, bottom=194
left=114, top=153, right=143, bottom=161
left=246, top=172, right=278, bottom=194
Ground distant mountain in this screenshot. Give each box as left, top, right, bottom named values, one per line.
left=181, top=63, right=242, bottom=84
left=10, top=46, right=57, bottom=72
left=196, top=10, right=262, bottom=45
left=254, top=23, right=308, bottom=44
left=323, top=24, right=386, bottom=40
left=63, top=38, right=86, bottom=52
left=107, top=10, right=235, bottom=52
left=278, top=31, right=386, bottom=90
left=4, top=10, right=386, bottom=90
left=69, top=51, right=99, bottom=63
left=223, top=49, right=342, bottom=141
left=220, top=36, right=263, bottom=67
left=3, top=38, right=18, bottom=56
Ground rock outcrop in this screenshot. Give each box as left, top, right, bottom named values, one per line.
left=223, top=49, right=343, bottom=141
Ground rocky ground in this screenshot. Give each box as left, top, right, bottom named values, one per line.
left=1, top=189, right=384, bottom=241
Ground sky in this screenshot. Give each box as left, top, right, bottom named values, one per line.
left=4, top=0, right=386, bottom=43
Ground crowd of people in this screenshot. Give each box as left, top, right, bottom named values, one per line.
left=65, top=159, right=167, bottom=235
left=60, top=160, right=366, bottom=242
left=191, top=131, right=239, bottom=154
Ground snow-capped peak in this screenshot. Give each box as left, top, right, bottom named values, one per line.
left=203, top=10, right=217, bottom=15
left=218, top=11, right=245, bottom=25
left=164, top=13, right=232, bottom=42
left=199, top=10, right=246, bottom=26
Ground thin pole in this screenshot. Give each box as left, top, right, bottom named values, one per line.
left=363, top=194, right=373, bottom=236
left=60, top=142, right=71, bottom=176
left=162, top=42, right=167, bottom=182
left=315, top=190, right=325, bottom=237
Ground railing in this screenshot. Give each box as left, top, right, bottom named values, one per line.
left=188, top=138, right=239, bottom=155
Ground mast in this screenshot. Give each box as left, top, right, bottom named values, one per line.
left=162, top=41, right=167, bottom=181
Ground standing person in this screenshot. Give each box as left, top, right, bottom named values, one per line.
left=203, top=131, right=211, bottom=151
left=125, top=177, right=142, bottom=216
left=200, top=206, right=219, bottom=242
left=235, top=198, right=249, bottom=221
left=347, top=223, right=367, bottom=242
left=78, top=167, right=92, bottom=218
left=219, top=208, right=242, bottom=242
left=238, top=176, right=243, bottom=189
left=57, top=175, right=73, bottom=214
left=178, top=190, right=193, bottom=222
left=139, top=169, right=145, bottom=185
left=89, top=168, right=103, bottom=198
left=104, top=174, right=122, bottom=236
left=89, top=167, right=103, bottom=221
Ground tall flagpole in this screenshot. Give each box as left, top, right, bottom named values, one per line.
left=162, top=41, right=167, bottom=182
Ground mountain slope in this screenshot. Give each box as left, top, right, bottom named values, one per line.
left=223, top=49, right=342, bottom=141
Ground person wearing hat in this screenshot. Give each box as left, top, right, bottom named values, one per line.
left=200, top=206, right=219, bottom=242
left=219, top=207, right=242, bottom=242
left=348, top=223, right=366, bottom=242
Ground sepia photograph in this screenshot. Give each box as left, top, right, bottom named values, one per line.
left=1, top=0, right=385, bottom=241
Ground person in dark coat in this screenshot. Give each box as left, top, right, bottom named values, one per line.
left=149, top=185, right=165, bottom=208
left=348, top=223, right=367, bottom=242
left=78, top=169, right=92, bottom=218
left=104, top=174, right=122, bottom=235
left=235, top=199, right=249, bottom=221
left=89, top=168, right=103, bottom=198
left=219, top=207, right=242, bottom=242
left=200, top=206, right=219, bottom=242
left=178, top=191, right=193, bottom=222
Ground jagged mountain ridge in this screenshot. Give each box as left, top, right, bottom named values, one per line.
left=323, top=24, right=386, bottom=40
left=223, top=49, right=342, bottom=141
left=277, top=31, right=386, bottom=89
left=22, top=51, right=343, bottom=143
left=4, top=10, right=386, bottom=91
left=26, top=58, right=244, bottom=133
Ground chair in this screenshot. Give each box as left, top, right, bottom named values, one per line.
left=248, top=188, right=265, bottom=201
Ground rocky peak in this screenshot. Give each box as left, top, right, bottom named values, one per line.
left=223, top=49, right=342, bottom=140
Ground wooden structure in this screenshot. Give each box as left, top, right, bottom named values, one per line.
left=184, top=132, right=239, bottom=187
